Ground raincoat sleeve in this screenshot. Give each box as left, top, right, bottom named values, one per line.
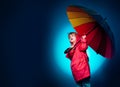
left=64, top=48, right=71, bottom=58
left=78, top=38, right=88, bottom=51
left=66, top=53, right=70, bottom=58
left=65, top=48, right=74, bottom=59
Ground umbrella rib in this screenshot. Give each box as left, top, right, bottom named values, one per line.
left=86, top=23, right=98, bottom=35
left=96, top=31, right=106, bottom=55
left=88, top=28, right=99, bottom=45
left=69, top=17, right=93, bottom=19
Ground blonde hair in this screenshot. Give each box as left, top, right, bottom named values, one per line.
left=68, top=32, right=77, bottom=39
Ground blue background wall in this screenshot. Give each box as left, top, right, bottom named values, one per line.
left=1, top=0, right=120, bottom=87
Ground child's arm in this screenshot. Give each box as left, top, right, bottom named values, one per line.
left=64, top=48, right=72, bottom=58
left=66, top=53, right=70, bottom=58
left=78, top=35, right=88, bottom=51
left=64, top=48, right=72, bottom=54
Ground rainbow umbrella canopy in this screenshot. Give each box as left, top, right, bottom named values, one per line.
left=66, top=6, right=114, bottom=58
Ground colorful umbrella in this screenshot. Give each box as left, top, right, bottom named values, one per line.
left=66, top=6, right=114, bottom=58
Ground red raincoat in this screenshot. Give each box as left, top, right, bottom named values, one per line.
left=66, top=35, right=90, bottom=82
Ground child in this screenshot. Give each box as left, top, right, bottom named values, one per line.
left=64, top=32, right=90, bottom=87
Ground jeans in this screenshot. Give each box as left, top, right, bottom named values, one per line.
left=77, top=77, right=90, bottom=87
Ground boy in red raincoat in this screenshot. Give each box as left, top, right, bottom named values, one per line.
left=64, top=32, right=90, bottom=87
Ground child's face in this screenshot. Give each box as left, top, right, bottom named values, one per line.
left=69, top=34, right=76, bottom=43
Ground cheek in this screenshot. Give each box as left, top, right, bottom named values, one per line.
left=73, top=37, right=76, bottom=41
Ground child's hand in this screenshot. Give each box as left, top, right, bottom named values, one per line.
left=82, top=35, right=86, bottom=39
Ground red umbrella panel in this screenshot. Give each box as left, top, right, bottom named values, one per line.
left=66, top=6, right=114, bottom=58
